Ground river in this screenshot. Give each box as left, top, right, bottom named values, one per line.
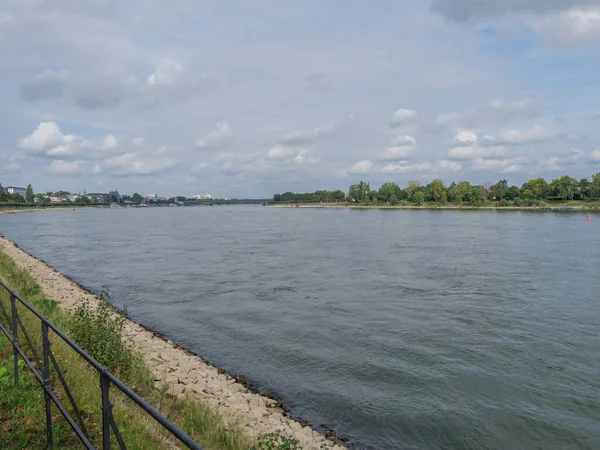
left=1, top=207, right=599, bottom=449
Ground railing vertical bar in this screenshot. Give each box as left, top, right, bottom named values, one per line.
left=42, top=322, right=53, bottom=449
left=10, top=293, right=19, bottom=389
left=48, top=351, right=89, bottom=437
left=110, top=417, right=128, bottom=450
left=0, top=294, right=11, bottom=329
left=18, top=313, right=42, bottom=369
left=101, top=370, right=112, bottom=450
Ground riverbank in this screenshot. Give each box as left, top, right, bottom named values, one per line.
left=0, top=210, right=344, bottom=449
left=269, top=202, right=600, bottom=210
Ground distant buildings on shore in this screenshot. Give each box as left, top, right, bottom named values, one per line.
left=1, top=183, right=219, bottom=205
left=192, top=194, right=213, bottom=200
left=5, top=186, right=27, bottom=197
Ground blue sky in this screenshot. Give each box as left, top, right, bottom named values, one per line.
left=1, top=0, right=600, bottom=197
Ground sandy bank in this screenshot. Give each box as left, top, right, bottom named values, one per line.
left=0, top=210, right=346, bottom=449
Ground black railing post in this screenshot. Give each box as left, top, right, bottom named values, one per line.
left=42, top=322, right=53, bottom=449
left=101, top=370, right=111, bottom=450
left=10, top=293, right=19, bottom=389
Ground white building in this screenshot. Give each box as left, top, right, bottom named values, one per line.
left=6, top=186, right=27, bottom=197
left=192, top=193, right=213, bottom=200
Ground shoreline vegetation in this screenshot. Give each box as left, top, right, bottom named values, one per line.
left=270, top=175, right=600, bottom=210
left=0, top=211, right=345, bottom=450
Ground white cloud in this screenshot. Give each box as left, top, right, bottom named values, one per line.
left=389, top=109, right=418, bottom=128
left=382, top=161, right=432, bottom=174
left=46, top=134, right=92, bottom=157
left=494, top=125, right=557, bottom=145
left=431, top=0, right=598, bottom=22
left=48, top=160, right=85, bottom=175
left=103, top=152, right=176, bottom=176
left=132, top=137, right=144, bottom=147
left=591, top=148, right=600, bottom=161
left=449, top=144, right=508, bottom=160
left=541, top=149, right=588, bottom=171
left=344, top=160, right=374, bottom=175
left=280, top=120, right=336, bottom=145
left=381, top=160, right=462, bottom=174
left=196, top=121, right=232, bottom=149
left=147, top=59, right=184, bottom=86
left=267, top=145, right=300, bottom=160
left=293, top=150, right=319, bottom=164
left=102, top=134, right=118, bottom=149
left=2, top=162, right=21, bottom=171
left=267, top=145, right=318, bottom=164
left=18, top=122, right=65, bottom=153
left=471, top=158, right=525, bottom=173
left=382, top=135, right=417, bottom=158
left=434, top=113, right=460, bottom=126
left=190, top=162, right=208, bottom=174
left=453, top=130, right=478, bottom=146
left=532, top=9, right=600, bottom=47
left=466, top=99, right=542, bottom=127
left=434, top=160, right=463, bottom=173
left=18, top=121, right=120, bottom=159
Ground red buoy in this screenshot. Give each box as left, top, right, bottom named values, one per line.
left=586, top=215, right=591, bottom=222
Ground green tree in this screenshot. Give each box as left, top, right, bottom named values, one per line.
left=448, top=181, right=471, bottom=203
left=505, top=186, right=521, bottom=201
left=25, top=184, right=34, bottom=203
left=466, top=185, right=484, bottom=206
left=80, top=195, right=91, bottom=204
left=413, top=191, right=425, bottom=205
left=379, top=182, right=401, bottom=203
left=8, top=193, right=24, bottom=202
left=331, top=190, right=346, bottom=202
left=405, top=180, right=421, bottom=201
left=0, top=184, right=7, bottom=202
left=131, top=193, right=143, bottom=205
left=348, top=181, right=370, bottom=203
left=490, top=179, right=509, bottom=201
left=520, top=178, right=549, bottom=200
left=550, top=176, right=578, bottom=201
left=425, top=179, right=447, bottom=203
left=368, top=189, right=379, bottom=203
left=578, top=178, right=591, bottom=200
left=591, top=173, right=600, bottom=201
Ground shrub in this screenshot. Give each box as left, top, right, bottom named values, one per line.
left=71, top=286, right=134, bottom=377
left=498, top=200, right=513, bottom=207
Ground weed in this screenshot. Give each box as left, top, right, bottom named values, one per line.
left=70, top=286, right=135, bottom=378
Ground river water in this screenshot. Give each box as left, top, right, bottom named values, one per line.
left=1, top=207, right=599, bottom=449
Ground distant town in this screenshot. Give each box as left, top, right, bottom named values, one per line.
left=0, top=183, right=267, bottom=206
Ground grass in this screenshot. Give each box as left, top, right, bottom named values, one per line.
left=0, top=249, right=254, bottom=450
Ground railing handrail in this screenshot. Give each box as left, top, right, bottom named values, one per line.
left=0, top=279, right=204, bottom=450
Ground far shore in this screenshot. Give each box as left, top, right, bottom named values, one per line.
left=268, top=203, right=600, bottom=211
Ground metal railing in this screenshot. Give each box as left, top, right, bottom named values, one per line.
left=0, top=279, right=203, bottom=450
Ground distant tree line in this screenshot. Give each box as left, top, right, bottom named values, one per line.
left=272, top=173, right=600, bottom=207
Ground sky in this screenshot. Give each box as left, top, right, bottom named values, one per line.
left=1, top=0, right=600, bottom=198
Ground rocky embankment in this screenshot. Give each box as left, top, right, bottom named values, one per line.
left=0, top=217, right=345, bottom=449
